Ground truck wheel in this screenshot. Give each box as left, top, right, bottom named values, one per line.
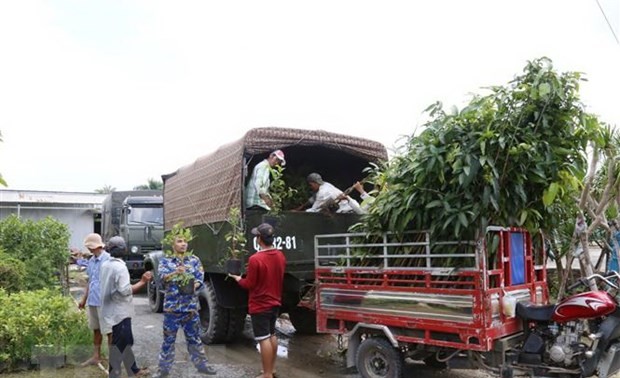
left=288, top=307, right=317, bottom=334
left=356, top=337, right=404, bottom=378
left=198, top=281, right=229, bottom=344
left=147, top=278, right=163, bottom=313
left=226, top=308, right=248, bottom=342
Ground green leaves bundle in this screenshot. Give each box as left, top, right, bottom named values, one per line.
left=361, top=58, right=608, bottom=241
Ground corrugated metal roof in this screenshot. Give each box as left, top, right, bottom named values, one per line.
left=0, top=189, right=107, bottom=206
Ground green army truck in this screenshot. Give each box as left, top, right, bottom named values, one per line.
left=102, top=190, right=164, bottom=278
left=145, top=127, right=387, bottom=344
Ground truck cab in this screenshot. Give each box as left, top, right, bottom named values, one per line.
left=102, top=190, right=163, bottom=278
left=119, top=195, right=164, bottom=276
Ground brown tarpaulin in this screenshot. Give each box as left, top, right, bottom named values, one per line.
left=163, top=127, right=388, bottom=229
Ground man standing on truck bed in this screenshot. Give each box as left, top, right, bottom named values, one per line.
left=229, top=223, right=286, bottom=378
left=245, top=150, right=286, bottom=211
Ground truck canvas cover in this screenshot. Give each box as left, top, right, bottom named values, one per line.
left=163, top=127, right=388, bottom=229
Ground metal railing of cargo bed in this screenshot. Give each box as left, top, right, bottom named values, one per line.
left=313, top=229, right=539, bottom=351
left=315, top=230, right=478, bottom=271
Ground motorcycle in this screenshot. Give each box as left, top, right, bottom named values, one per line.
left=500, top=272, right=620, bottom=378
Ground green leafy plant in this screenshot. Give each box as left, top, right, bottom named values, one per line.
left=361, top=57, right=602, bottom=243
left=172, top=271, right=194, bottom=286
left=268, top=165, right=298, bottom=215
left=0, top=289, right=91, bottom=371
left=162, top=222, right=194, bottom=257
left=0, top=250, right=26, bottom=293
left=224, top=207, right=247, bottom=259
left=0, top=215, right=70, bottom=290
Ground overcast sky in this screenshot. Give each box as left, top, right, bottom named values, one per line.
left=0, top=1, right=619, bottom=193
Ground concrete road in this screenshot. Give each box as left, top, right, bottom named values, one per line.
left=127, top=293, right=492, bottom=378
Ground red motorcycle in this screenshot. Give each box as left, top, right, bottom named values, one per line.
left=507, top=272, right=620, bottom=378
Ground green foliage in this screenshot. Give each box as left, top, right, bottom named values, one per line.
left=171, top=271, right=194, bottom=286
left=94, top=184, right=116, bottom=194
left=162, top=222, right=194, bottom=257
left=268, top=165, right=298, bottom=215
left=224, top=207, right=247, bottom=259
left=0, top=289, right=91, bottom=371
left=0, top=249, right=26, bottom=293
left=360, top=57, right=606, bottom=241
left=281, top=174, right=310, bottom=210
left=134, top=178, right=163, bottom=190
left=0, top=215, right=70, bottom=290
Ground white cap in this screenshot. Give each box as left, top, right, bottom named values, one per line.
left=272, top=150, right=286, bottom=166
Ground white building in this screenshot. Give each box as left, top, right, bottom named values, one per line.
left=0, top=189, right=107, bottom=249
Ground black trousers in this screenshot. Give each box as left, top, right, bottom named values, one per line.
left=109, top=317, right=140, bottom=378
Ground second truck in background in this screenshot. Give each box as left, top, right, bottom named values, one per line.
left=101, top=190, right=164, bottom=278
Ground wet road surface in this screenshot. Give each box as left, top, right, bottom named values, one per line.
left=129, top=293, right=492, bottom=377
left=3, top=292, right=492, bottom=378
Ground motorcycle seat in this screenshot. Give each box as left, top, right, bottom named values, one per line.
left=516, top=302, right=555, bottom=321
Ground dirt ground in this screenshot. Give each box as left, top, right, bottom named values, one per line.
left=3, top=287, right=493, bottom=378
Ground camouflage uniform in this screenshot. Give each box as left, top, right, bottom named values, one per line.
left=157, top=254, right=210, bottom=374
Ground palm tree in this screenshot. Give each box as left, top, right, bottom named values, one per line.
left=95, top=184, right=116, bottom=194
left=133, top=178, right=163, bottom=190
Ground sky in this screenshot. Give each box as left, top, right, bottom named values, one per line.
left=0, top=0, right=619, bottom=193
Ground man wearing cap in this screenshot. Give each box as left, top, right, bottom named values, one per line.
left=100, top=236, right=152, bottom=378
left=295, top=172, right=357, bottom=213
left=78, top=233, right=111, bottom=367
left=245, top=150, right=286, bottom=211
left=229, top=223, right=286, bottom=378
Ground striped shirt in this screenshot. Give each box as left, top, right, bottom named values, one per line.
left=245, top=159, right=271, bottom=210
left=86, top=251, right=110, bottom=307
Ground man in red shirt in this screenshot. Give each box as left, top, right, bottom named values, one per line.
left=229, top=223, right=286, bottom=378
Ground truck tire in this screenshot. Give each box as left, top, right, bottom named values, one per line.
left=356, top=337, right=404, bottom=378
left=198, top=281, right=229, bottom=344
left=147, top=278, right=163, bottom=313
left=226, top=308, right=248, bottom=342
left=288, top=307, right=317, bottom=334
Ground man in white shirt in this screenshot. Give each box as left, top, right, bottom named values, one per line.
left=100, top=236, right=152, bottom=378
left=296, top=173, right=360, bottom=213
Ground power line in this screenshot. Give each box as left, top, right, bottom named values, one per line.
left=595, top=0, right=620, bottom=45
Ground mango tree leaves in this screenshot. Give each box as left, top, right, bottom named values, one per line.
left=360, top=57, right=609, bottom=241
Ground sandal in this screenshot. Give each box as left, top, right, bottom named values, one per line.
left=134, top=367, right=151, bottom=377
left=259, top=371, right=278, bottom=378
left=80, top=357, right=103, bottom=367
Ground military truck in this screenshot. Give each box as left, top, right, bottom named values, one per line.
left=101, top=190, right=164, bottom=277
left=144, top=127, right=387, bottom=344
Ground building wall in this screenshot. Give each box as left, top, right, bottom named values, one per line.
left=0, top=189, right=106, bottom=252
left=0, top=207, right=98, bottom=250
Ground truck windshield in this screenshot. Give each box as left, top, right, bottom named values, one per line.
left=128, top=207, right=163, bottom=226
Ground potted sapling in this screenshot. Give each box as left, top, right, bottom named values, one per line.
left=224, top=207, right=246, bottom=276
